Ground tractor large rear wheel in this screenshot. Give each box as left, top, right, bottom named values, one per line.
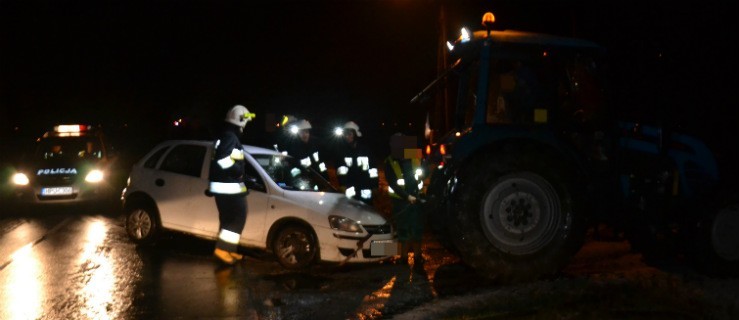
left=449, top=149, right=587, bottom=284
left=688, top=196, right=739, bottom=277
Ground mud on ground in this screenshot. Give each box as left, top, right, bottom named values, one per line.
left=394, top=234, right=739, bottom=320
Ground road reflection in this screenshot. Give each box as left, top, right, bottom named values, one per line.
left=78, top=219, right=115, bottom=320
left=4, top=243, right=42, bottom=320
left=353, top=275, right=397, bottom=319
left=0, top=214, right=496, bottom=319
left=0, top=215, right=140, bottom=320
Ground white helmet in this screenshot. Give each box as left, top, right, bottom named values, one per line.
left=343, top=121, right=362, bottom=137
left=295, top=119, right=312, bottom=130
left=289, top=119, right=312, bottom=135
left=225, top=105, right=254, bottom=128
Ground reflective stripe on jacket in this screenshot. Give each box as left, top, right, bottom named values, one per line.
left=384, top=156, right=423, bottom=200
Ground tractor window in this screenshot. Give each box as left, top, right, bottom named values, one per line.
left=491, top=59, right=553, bottom=125
left=464, top=58, right=549, bottom=126
left=453, top=60, right=477, bottom=129
left=560, top=56, right=606, bottom=126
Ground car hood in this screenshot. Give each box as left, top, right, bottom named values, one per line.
left=282, top=190, right=388, bottom=226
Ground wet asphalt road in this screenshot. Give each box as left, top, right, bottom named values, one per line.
left=3, top=206, right=739, bottom=320
left=0, top=206, right=487, bottom=320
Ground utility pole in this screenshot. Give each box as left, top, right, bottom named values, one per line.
left=433, top=4, right=450, bottom=142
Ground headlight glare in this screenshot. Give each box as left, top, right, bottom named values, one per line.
left=329, top=215, right=363, bottom=232
left=85, top=169, right=104, bottom=183
left=12, top=173, right=30, bottom=185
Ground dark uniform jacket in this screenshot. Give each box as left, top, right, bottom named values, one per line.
left=384, top=157, right=421, bottom=201
left=208, top=124, right=247, bottom=195
left=285, top=137, right=329, bottom=180
left=335, top=141, right=378, bottom=200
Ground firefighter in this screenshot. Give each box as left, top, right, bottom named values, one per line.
left=335, top=121, right=378, bottom=205
left=273, top=114, right=298, bottom=152
left=284, top=119, right=329, bottom=180
left=385, top=133, right=426, bottom=266
left=209, top=104, right=255, bottom=265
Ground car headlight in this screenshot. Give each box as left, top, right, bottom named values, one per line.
left=12, top=173, right=30, bottom=185
left=329, top=215, right=363, bottom=233
left=85, top=169, right=104, bottom=183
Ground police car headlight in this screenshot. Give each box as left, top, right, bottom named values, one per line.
left=85, top=169, right=104, bottom=183
left=12, top=173, right=29, bottom=186
left=328, top=215, right=363, bottom=232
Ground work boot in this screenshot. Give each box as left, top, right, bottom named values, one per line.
left=214, top=248, right=235, bottom=265
left=230, top=252, right=244, bottom=261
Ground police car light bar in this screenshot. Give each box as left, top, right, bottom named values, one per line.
left=55, top=124, right=89, bottom=133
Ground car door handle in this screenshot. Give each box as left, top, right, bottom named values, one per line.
left=155, top=179, right=165, bottom=187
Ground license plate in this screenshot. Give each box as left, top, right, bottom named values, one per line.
left=41, top=187, right=74, bottom=196
left=370, top=240, right=398, bottom=256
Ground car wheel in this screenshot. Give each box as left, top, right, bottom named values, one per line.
left=272, top=225, right=318, bottom=270
left=125, top=204, right=160, bottom=245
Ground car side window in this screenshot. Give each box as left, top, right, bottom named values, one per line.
left=159, top=144, right=206, bottom=178
left=244, top=160, right=266, bottom=193
left=144, top=146, right=170, bottom=169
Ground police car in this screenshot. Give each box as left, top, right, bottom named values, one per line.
left=9, top=124, right=117, bottom=206
left=121, top=140, right=397, bottom=269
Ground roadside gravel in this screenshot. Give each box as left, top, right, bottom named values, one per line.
left=392, top=240, right=739, bottom=320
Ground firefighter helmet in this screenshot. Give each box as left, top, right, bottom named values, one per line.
left=343, top=121, right=362, bottom=137
left=295, top=119, right=312, bottom=130
left=289, top=119, right=312, bottom=135
left=225, top=105, right=254, bottom=128
left=281, top=114, right=298, bottom=127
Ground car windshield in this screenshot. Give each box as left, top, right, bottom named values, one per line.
left=34, top=136, right=103, bottom=161
left=252, top=154, right=336, bottom=192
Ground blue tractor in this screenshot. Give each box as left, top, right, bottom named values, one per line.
left=418, top=12, right=739, bottom=283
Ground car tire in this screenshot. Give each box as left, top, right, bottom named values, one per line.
left=125, top=203, right=161, bottom=245
left=272, top=225, right=318, bottom=270
left=449, top=147, right=587, bottom=284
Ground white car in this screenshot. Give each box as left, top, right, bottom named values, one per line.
left=121, top=140, right=396, bottom=269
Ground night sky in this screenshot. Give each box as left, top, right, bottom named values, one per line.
left=1, top=0, right=737, bottom=158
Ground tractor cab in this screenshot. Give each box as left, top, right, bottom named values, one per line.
left=421, top=12, right=609, bottom=167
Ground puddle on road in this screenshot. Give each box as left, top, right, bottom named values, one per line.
left=262, top=273, right=332, bottom=290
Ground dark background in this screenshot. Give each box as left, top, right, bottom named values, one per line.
left=1, top=0, right=737, bottom=166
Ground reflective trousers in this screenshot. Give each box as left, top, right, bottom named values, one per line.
left=214, top=194, right=248, bottom=252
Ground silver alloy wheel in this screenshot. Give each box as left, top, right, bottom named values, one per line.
left=480, top=172, right=562, bottom=255
left=275, top=226, right=315, bottom=268
left=127, top=208, right=153, bottom=240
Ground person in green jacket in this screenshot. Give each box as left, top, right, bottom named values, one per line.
left=385, top=133, right=426, bottom=266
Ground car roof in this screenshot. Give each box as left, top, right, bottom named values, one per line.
left=163, top=140, right=284, bottom=156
